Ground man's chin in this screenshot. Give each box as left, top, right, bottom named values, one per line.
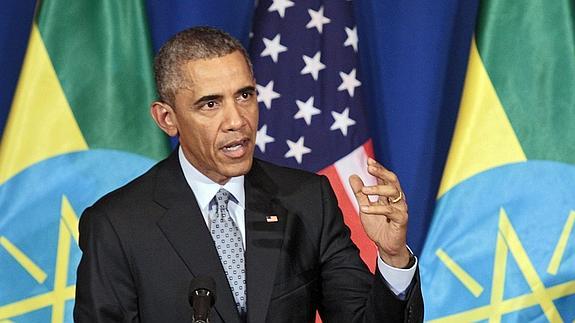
left=220, top=158, right=253, bottom=178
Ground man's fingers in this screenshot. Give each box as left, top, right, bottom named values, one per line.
left=367, top=158, right=399, bottom=185
left=349, top=174, right=370, bottom=206
left=361, top=184, right=398, bottom=197
left=359, top=204, right=393, bottom=215
left=360, top=205, right=408, bottom=225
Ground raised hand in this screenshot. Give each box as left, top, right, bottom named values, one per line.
left=349, top=158, right=411, bottom=268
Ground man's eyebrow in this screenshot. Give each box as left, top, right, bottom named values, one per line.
left=236, top=86, right=256, bottom=94
left=193, top=94, right=222, bottom=106
left=193, top=86, right=255, bottom=105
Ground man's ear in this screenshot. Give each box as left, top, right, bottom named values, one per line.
left=150, top=101, right=179, bottom=137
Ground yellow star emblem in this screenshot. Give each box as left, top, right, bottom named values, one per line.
left=431, top=208, right=575, bottom=322
left=0, top=196, right=79, bottom=322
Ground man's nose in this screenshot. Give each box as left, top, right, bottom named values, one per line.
left=223, top=101, right=246, bottom=131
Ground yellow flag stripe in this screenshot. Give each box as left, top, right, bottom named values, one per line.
left=436, top=248, right=484, bottom=297
left=437, top=38, right=526, bottom=197
left=489, top=232, right=508, bottom=322
left=0, top=236, right=47, bottom=284
left=0, top=24, right=88, bottom=185
left=51, top=219, right=71, bottom=322
left=0, top=286, right=75, bottom=320
left=498, top=209, right=563, bottom=323
left=61, top=196, right=80, bottom=244
left=547, top=211, right=575, bottom=275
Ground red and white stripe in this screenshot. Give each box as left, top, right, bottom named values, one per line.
left=318, top=139, right=377, bottom=271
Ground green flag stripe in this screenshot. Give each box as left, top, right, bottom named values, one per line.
left=476, top=0, right=575, bottom=164
left=36, top=0, right=170, bottom=160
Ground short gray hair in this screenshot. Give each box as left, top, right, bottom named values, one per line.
left=154, top=26, right=253, bottom=106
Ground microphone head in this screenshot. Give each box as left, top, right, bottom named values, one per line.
left=189, top=276, right=216, bottom=305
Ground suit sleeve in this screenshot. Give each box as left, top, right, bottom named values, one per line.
left=316, top=176, right=424, bottom=323
left=74, top=206, right=140, bottom=322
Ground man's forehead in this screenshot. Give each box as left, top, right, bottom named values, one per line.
left=179, top=56, right=252, bottom=89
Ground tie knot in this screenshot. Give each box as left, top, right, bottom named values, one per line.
left=215, top=188, right=230, bottom=208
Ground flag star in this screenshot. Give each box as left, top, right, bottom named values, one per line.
left=330, top=107, right=356, bottom=136
left=337, top=68, right=362, bottom=97
left=344, top=26, right=358, bottom=52
left=257, top=81, right=281, bottom=109
left=294, top=96, right=321, bottom=125
left=300, top=51, right=326, bottom=81
left=268, top=0, right=294, bottom=18
left=260, top=34, right=287, bottom=63
left=306, top=6, right=331, bottom=34
left=256, top=124, right=275, bottom=153
left=284, top=136, right=312, bottom=164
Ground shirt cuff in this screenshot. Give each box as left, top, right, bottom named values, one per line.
left=376, top=246, right=417, bottom=297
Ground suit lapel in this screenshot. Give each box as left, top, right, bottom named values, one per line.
left=153, top=151, right=241, bottom=323
left=245, top=161, right=286, bottom=323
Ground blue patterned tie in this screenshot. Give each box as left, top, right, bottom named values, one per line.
left=210, top=188, right=246, bottom=315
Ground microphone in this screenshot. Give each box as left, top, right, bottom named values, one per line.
left=189, top=276, right=216, bottom=323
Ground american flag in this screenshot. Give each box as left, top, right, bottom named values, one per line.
left=249, top=0, right=378, bottom=270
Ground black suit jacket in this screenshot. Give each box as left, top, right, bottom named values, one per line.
left=74, top=150, right=423, bottom=322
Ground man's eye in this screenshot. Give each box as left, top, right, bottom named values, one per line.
left=204, top=101, right=217, bottom=109
left=239, top=92, right=252, bottom=101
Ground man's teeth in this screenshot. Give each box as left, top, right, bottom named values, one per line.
left=223, top=144, right=242, bottom=151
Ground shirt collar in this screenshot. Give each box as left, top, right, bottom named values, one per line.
left=178, top=146, right=245, bottom=210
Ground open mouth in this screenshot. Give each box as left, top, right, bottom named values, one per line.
left=220, top=138, right=250, bottom=158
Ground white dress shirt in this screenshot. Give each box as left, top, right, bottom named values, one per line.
left=178, top=147, right=416, bottom=296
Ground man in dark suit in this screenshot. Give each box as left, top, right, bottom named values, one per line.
left=74, top=27, right=423, bottom=322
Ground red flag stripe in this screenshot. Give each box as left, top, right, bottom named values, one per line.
left=318, top=140, right=377, bottom=271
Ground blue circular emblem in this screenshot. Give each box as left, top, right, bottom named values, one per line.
left=0, top=150, right=156, bottom=322
left=420, top=161, right=575, bottom=322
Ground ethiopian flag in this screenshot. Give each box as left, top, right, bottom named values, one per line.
left=0, top=0, right=170, bottom=321
left=420, top=1, right=575, bottom=322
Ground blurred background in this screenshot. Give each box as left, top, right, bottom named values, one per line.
left=2, top=0, right=574, bottom=322
left=1, top=0, right=479, bottom=255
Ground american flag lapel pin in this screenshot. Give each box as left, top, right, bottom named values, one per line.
left=266, top=215, right=279, bottom=223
